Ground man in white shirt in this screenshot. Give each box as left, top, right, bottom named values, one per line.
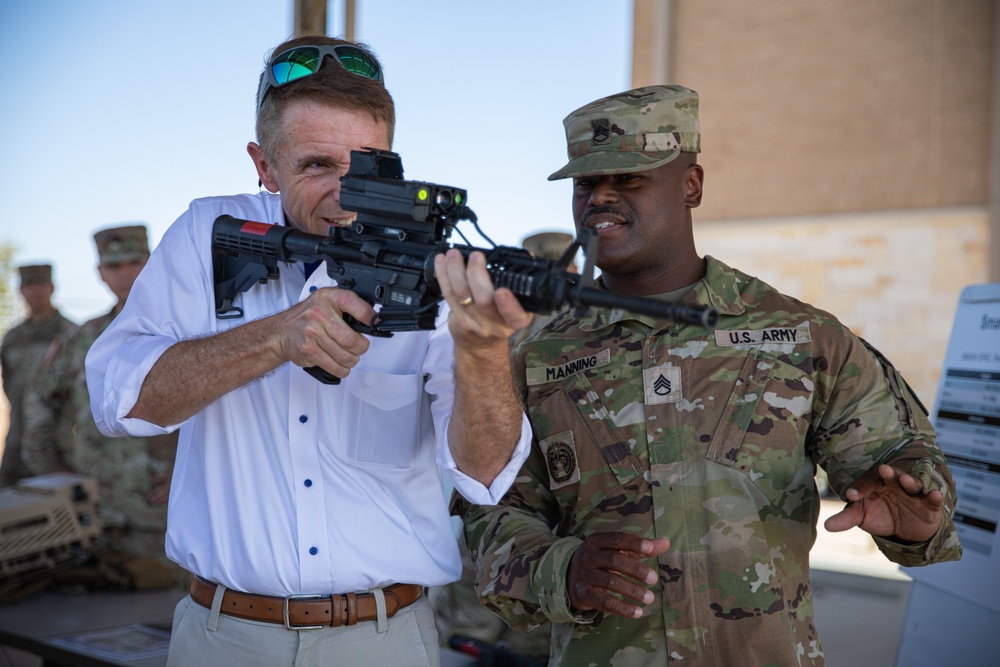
left=86, top=35, right=532, bottom=666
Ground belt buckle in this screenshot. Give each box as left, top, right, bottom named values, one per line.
left=283, top=593, right=325, bottom=630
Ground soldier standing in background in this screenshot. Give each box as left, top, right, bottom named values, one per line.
left=22, top=225, right=180, bottom=584
left=521, top=232, right=578, bottom=273
left=0, top=263, right=75, bottom=486
left=508, top=232, right=579, bottom=351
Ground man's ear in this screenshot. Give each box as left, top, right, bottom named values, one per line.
left=247, top=142, right=279, bottom=192
left=684, top=164, right=704, bottom=208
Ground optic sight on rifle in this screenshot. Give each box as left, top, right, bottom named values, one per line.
left=212, top=149, right=718, bottom=384
left=337, top=148, right=469, bottom=244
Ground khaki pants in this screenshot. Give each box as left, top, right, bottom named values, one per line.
left=166, top=591, right=440, bottom=667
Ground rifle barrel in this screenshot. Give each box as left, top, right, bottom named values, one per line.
left=576, top=285, right=718, bottom=327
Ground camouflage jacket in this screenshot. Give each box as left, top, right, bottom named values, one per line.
left=0, top=310, right=76, bottom=486
left=21, top=310, right=176, bottom=530
left=460, top=256, right=961, bottom=667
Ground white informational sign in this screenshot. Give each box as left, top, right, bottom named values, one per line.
left=903, top=282, right=1000, bottom=611
left=895, top=282, right=1000, bottom=667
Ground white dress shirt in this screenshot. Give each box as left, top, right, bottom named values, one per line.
left=86, top=191, right=531, bottom=597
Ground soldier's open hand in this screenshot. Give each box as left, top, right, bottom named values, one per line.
left=567, top=531, right=670, bottom=619
left=824, top=463, right=944, bottom=543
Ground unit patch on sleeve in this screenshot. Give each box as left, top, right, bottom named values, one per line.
left=714, top=322, right=812, bottom=347
left=540, top=431, right=581, bottom=490
left=643, top=364, right=682, bottom=405
left=526, top=349, right=611, bottom=386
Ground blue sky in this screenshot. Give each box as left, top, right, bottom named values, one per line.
left=0, top=1, right=631, bottom=323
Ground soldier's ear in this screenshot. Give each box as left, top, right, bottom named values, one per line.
left=684, top=164, right=703, bottom=208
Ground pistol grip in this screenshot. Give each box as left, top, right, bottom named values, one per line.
left=304, top=366, right=342, bottom=385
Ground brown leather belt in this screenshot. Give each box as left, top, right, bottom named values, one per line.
left=189, top=577, right=423, bottom=629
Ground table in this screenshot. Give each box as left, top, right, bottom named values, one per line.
left=0, top=589, right=185, bottom=667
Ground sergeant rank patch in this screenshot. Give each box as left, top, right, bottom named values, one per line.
left=540, top=431, right=580, bottom=490
left=643, top=365, right=682, bottom=405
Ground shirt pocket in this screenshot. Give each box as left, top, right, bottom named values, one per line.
left=705, top=348, right=816, bottom=508
left=340, top=367, right=423, bottom=470
left=531, top=373, right=645, bottom=528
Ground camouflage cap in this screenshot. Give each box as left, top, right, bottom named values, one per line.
left=93, top=224, right=150, bottom=266
left=548, top=85, right=700, bottom=181
left=18, top=264, right=52, bottom=285
left=521, top=232, right=575, bottom=261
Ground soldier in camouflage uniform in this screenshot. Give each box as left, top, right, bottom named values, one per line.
left=0, top=264, right=75, bottom=486
left=458, top=86, right=963, bottom=667
left=21, top=226, right=180, bottom=582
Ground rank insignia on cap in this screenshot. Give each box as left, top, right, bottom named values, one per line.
left=592, top=120, right=611, bottom=144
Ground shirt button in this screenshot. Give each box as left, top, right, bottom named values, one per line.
left=304, top=479, right=313, bottom=488
left=309, top=547, right=318, bottom=555
left=309, top=286, right=318, bottom=293
left=299, top=415, right=308, bottom=423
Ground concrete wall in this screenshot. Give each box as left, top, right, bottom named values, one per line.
left=632, top=0, right=996, bottom=408
left=695, top=208, right=988, bottom=405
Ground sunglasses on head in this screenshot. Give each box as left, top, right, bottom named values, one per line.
left=256, top=44, right=383, bottom=110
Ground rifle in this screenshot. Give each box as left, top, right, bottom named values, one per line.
left=212, top=148, right=717, bottom=384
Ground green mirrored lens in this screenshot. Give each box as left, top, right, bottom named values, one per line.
left=333, top=46, right=380, bottom=79
left=271, top=48, right=321, bottom=84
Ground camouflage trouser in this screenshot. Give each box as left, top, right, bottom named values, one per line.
left=428, top=539, right=551, bottom=660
